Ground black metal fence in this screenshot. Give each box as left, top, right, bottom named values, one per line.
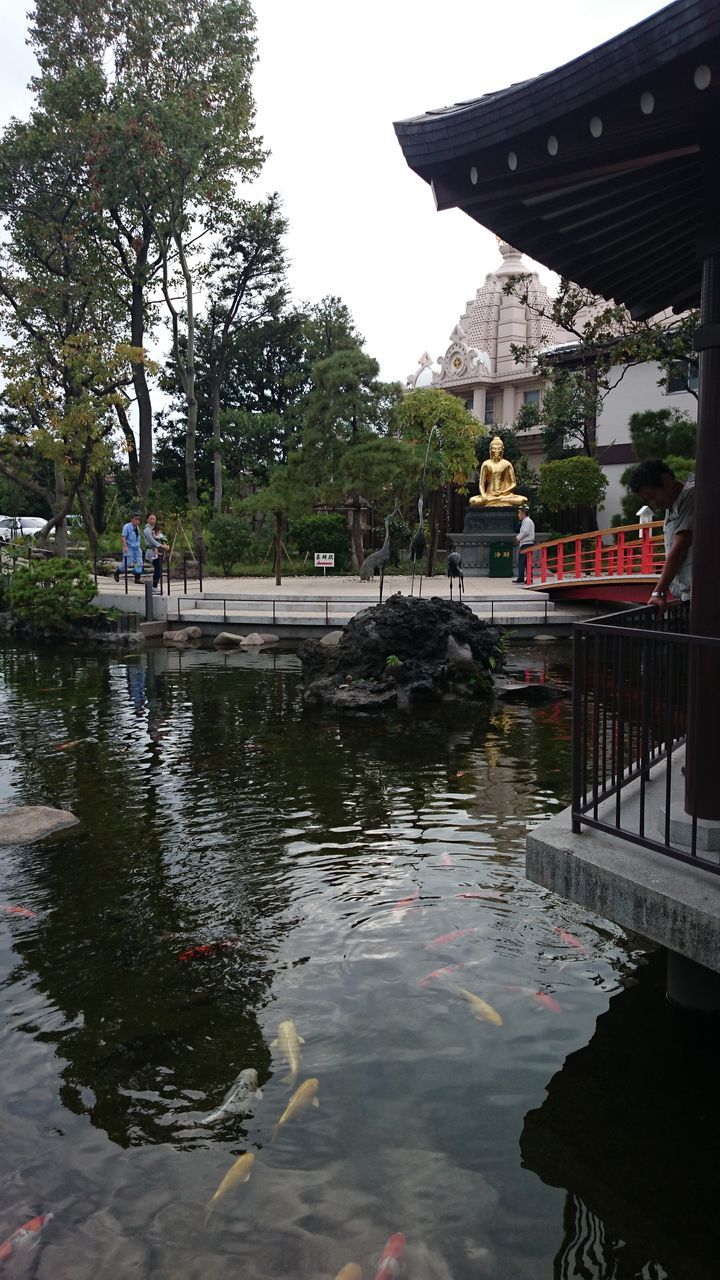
left=571, top=602, right=720, bottom=873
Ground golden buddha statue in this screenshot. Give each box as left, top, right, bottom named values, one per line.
left=469, top=436, right=528, bottom=508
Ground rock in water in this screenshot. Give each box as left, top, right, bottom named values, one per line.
left=298, top=594, right=503, bottom=713
left=0, top=804, right=79, bottom=845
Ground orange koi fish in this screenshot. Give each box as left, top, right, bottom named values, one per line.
left=0, top=1213, right=53, bottom=1262
left=505, top=985, right=562, bottom=1013
left=426, top=927, right=477, bottom=949
left=0, top=903, right=37, bottom=919
left=393, top=887, right=420, bottom=909
left=177, top=942, right=234, bottom=962
left=533, top=991, right=562, bottom=1013
left=374, top=1233, right=406, bottom=1280
left=553, top=927, right=588, bottom=954
left=417, top=962, right=466, bottom=988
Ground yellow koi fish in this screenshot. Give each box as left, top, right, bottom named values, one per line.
left=205, top=1151, right=255, bottom=1222
left=335, top=1267, right=362, bottom=1280
left=271, top=1077, right=319, bottom=1143
left=271, top=1019, right=305, bottom=1087
left=456, top=986, right=503, bottom=1026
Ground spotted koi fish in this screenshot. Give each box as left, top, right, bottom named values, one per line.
left=0, top=1213, right=53, bottom=1263
left=374, top=1233, right=406, bottom=1280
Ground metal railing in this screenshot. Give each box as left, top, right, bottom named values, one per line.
left=571, top=601, right=720, bottom=873
left=174, top=593, right=553, bottom=626
left=526, top=520, right=665, bottom=586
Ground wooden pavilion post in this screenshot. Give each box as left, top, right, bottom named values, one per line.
left=686, top=154, right=720, bottom=820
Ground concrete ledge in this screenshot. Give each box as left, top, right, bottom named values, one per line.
left=527, top=794, right=720, bottom=974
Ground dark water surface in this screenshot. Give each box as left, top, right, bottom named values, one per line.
left=0, top=640, right=718, bottom=1280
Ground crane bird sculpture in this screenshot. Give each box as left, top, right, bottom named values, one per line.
left=409, top=492, right=427, bottom=597
left=409, top=421, right=440, bottom=597
left=447, top=550, right=464, bottom=601
left=360, top=506, right=399, bottom=604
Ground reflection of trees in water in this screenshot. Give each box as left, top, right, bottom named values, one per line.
left=0, top=648, right=302, bottom=1148
left=0, top=641, right=579, bottom=1153
left=555, top=1193, right=668, bottom=1279
left=522, top=952, right=720, bottom=1280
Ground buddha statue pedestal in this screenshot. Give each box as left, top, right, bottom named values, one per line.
left=448, top=507, right=518, bottom=577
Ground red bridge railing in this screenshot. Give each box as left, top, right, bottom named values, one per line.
left=526, top=521, right=665, bottom=586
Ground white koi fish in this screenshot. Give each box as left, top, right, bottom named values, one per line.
left=203, top=1067, right=262, bottom=1123
left=271, top=1019, right=305, bottom=1087
left=456, top=986, right=503, bottom=1026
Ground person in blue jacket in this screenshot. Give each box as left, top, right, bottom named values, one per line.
left=114, top=512, right=143, bottom=583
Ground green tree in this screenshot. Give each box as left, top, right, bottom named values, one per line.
left=505, top=273, right=698, bottom=405
left=616, top=408, right=696, bottom=524
left=0, top=89, right=137, bottom=554
left=296, top=348, right=403, bottom=568
left=539, top=456, right=608, bottom=532
left=396, top=387, right=479, bottom=574
left=242, top=465, right=311, bottom=586
left=78, top=0, right=264, bottom=549
left=202, top=194, right=289, bottom=511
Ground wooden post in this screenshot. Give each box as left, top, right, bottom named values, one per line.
left=686, top=154, right=720, bottom=820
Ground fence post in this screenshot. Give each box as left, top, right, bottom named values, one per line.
left=571, top=627, right=585, bottom=833
left=183, top=554, right=188, bottom=594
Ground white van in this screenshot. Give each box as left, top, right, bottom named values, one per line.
left=0, top=517, right=52, bottom=542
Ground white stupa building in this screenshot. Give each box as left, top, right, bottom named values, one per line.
left=409, top=241, right=698, bottom=525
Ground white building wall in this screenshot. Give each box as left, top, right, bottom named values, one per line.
left=598, top=362, right=697, bottom=447
left=597, top=361, right=697, bottom=525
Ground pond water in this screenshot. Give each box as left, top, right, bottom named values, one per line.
left=0, top=639, right=718, bottom=1280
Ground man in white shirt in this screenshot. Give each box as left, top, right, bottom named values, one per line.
left=515, top=506, right=535, bottom=584
left=629, top=460, right=693, bottom=610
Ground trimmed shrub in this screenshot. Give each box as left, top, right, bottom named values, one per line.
left=8, top=558, right=96, bottom=629
left=289, top=513, right=351, bottom=571
left=208, top=514, right=251, bottom=575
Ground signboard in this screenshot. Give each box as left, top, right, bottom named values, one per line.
left=314, top=552, right=335, bottom=569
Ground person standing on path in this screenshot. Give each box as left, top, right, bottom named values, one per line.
left=515, top=506, right=535, bottom=584
left=629, top=460, right=694, bottom=611
left=114, top=512, right=143, bottom=583
left=143, top=513, right=165, bottom=591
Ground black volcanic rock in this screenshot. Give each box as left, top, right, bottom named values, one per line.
left=298, top=593, right=503, bottom=713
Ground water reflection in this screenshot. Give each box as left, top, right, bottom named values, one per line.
left=0, top=639, right=695, bottom=1279
left=522, top=950, right=720, bottom=1280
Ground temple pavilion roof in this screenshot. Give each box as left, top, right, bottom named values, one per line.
left=394, top=0, right=720, bottom=320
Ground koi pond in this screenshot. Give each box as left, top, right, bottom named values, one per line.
left=1, top=639, right=719, bottom=1280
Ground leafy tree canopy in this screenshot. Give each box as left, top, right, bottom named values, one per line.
left=539, top=455, right=608, bottom=514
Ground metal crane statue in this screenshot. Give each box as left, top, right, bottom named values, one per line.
left=360, top=506, right=399, bottom=604
left=447, top=550, right=464, bottom=601
left=409, top=492, right=427, bottom=597
left=409, top=420, right=440, bottom=597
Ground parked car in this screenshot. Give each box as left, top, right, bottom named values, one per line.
left=0, top=517, right=53, bottom=542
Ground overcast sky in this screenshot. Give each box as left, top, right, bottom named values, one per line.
left=0, top=0, right=668, bottom=382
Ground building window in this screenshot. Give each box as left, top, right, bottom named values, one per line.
left=465, top=397, right=473, bottom=412
left=667, top=360, right=699, bottom=394
left=523, top=388, right=541, bottom=406
left=484, top=393, right=496, bottom=425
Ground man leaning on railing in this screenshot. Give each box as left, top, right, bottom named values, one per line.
left=629, top=460, right=693, bottom=614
